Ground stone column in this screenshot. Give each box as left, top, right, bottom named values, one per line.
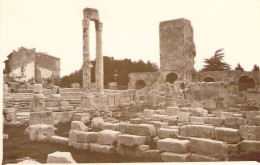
left=82, top=18, right=91, bottom=93
left=95, top=21, right=104, bottom=94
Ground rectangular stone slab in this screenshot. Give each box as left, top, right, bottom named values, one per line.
left=157, top=138, right=190, bottom=153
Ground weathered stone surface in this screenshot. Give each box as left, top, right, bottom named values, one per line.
left=178, top=112, right=191, bottom=122
left=151, top=115, right=168, bottom=121
left=144, top=150, right=162, bottom=160
left=71, top=121, right=88, bottom=132
left=68, top=130, right=80, bottom=146
left=225, top=117, right=247, bottom=128
left=73, top=142, right=89, bottom=150
left=34, top=84, right=43, bottom=94
left=249, top=115, right=260, bottom=126
left=91, top=117, right=104, bottom=129
left=149, top=121, right=168, bottom=130
left=118, top=123, right=156, bottom=136
left=101, top=122, right=119, bottom=131
left=47, top=151, right=76, bottom=163
left=190, top=153, right=221, bottom=162
left=53, top=112, right=62, bottom=119
left=143, top=109, right=155, bottom=117
left=221, top=112, right=233, bottom=118
left=157, top=128, right=179, bottom=139
left=227, top=143, right=240, bottom=153
left=76, top=131, right=99, bottom=143
left=90, top=143, right=116, bottom=154
left=98, top=129, right=121, bottom=145
left=29, top=111, right=54, bottom=126
left=61, top=118, right=71, bottom=123
left=138, top=145, right=150, bottom=152
left=161, top=152, right=190, bottom=162
left=50, top=135, right=68, bottom=145
left=192, top=108, right=208, bottom=117
left=215, top=127, right=240, bottom=143
left=118, top=134, right=146, bottom=147
left=240, top=140, right=260, bottom=153
left=26, top=124, right=55, bottom=141
left=130, top=118, right=142, bottom=124
left=154, top=110, right=165, bottom=115
left=165, top=107, right=179, bottom=116
left=190, top=137, right=228, bottom=160
left=161, top=116, right=177, bottom=125
left=157, top=138, right=190, bottom=153
left=180, top=125, right=215, bottom=139
left=117, top=144, right=147, bottom=157
left=239, top=125, right=260, bottom=140
left=204, top=117, right=225, bottom=126
left=190, top=116, right=204, bottom=124
left=73, top=113, right=90, bottom=123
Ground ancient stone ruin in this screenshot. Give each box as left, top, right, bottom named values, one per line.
left=3, top=7, right=260, bottom=163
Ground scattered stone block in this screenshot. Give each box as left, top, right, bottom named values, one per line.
left=161, top=116, right=177, bottom=125
left=34, top=84, right=43, bottom=94
left=225, top=117, right=247, bottom=128
left=215, top=127, right=240, bottom=143
left=190, top=116, right=204, bottom=124
left=29, top=111, right=54, bottom=126
left=178, top=112, right=191, bottom=122
left=53, top=112, right=62, bottom=119
left=98, top=129, right=121, bottom=145
left=180, top=125, right=215, bottom=139
left=240, top=140, right=260, bottom=153
left=61, top=118, right=71, bottom=123
left=165, top=107, right=179, bottom=116
left=47, top=151, right=76, bottom=163
left=151, top=115, right=167, bottom=121
left=68, top=130, right=80, bottom=146
left=192, top=108, right=208, bottom=117
left=138, top=145, right=150, bottom=152
left=73, top=142, right=89, bottom=150
left=143, top=109, right=155, bottom=117
left=204, top=100, right=216, bottom=110
left=26, top=124, right=55, bottom=141
left=239, top=125, right=260, bottom=140
left=190, top=137, right=228, bottom=160
left=144, top=150, right=162, bottom=160
left=89, top=143, right=116, bottom=154
left=117, top=144, right=146, bottom=157
left=142, top=118, right=151, bottom=124
left=76, top=131, right=99, bottom=143
left=154, top=110, right=165, bottom=115
left=157, top=128, right=179, bottom=139
left=130, top=118, right=142, bottom=124
left=227, top=143, right=240, bottom=153
left=133, top=124, right=157, bottom=136
left=190, top=153, right=221, bottom=161
left=157, top=138, right=190, bottom=153
left=204, top=117, right=225, bottom=126
left=50, top=135, right=68, bottom=145
left=161, top=152, right=190, bottom=162
left=101, top=122, right=119, bottom=131
left=221, top=112, right=233, bottom=118
left=149, top=121, right=168, bottom=130
left=118, top=134, right=146, bottom=147
left=250, top=115, right=260, bottom=126
left=71, top=121, right=88, bottom=132
left=73, top=113, right=90, bottom=123
left=91, top=117, right=104, bottom=129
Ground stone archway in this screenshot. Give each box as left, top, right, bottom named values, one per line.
left=135, top=80, right=146, bottom=89
left=201, top=76, right=216, bottom=82
left=238, top=75, right=256, bottom=92
left=165, top=72, right=178, bottom=84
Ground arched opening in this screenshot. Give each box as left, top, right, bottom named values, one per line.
left=135, top=80, right=146, bottom=89
left=202, top=77, right=216, bottom=82
left=238, top=75, right=255, bottom=92
left=165, top=72, right=178, bottom=84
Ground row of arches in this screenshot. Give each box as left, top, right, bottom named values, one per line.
left=135, top=72, right=257, bottom=92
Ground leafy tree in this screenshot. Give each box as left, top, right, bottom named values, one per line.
left=252, top=64, right=260, bottom=71
left=235, top=63, right=244, bottom=72
left=201, top=48, right=231, bottom=71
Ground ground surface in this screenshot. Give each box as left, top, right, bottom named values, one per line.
left=3, top=122, right=260, bottom=164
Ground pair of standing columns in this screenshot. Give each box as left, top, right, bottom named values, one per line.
left=82, top=19, right=103, bottom=94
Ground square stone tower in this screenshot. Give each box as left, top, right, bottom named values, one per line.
left=159, top=18, right=196, bottom=82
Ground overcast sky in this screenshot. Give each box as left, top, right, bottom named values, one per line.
left=1, top=0, right=260, bottom=76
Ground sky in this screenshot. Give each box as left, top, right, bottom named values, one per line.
left=1, top=0, right=260, bottom=77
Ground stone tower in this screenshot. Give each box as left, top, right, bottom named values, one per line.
left=159, top=18, right=196, bottom=82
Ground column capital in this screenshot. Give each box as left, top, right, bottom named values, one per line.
left=95, top=21, right=103, bottom=31
left=82, top=19, right=90, bottom=28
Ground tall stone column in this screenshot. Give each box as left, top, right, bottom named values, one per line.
left=82, top=18, right=91, bottom=93
left=95, top=21, right=104, bottom=94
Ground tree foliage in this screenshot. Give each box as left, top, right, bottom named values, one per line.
left=60, top=56, right=159, bottom=88
left=252, top=64, right=260, bottom=71
left=235, top=63, right=244, bottom=72
left=201, top=48, right=231, bottom=71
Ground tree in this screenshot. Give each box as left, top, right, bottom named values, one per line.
left=235, top=63, right=244, bottom=72
left=252, top=64, right=260, bottom=71
left=201, top=48, right=231, bottom=71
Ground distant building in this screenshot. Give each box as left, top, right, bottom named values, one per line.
left=4, top=47, right=60, bottom=83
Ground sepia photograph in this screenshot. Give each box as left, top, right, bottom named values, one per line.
left=1, top=0, right=260, bottom=164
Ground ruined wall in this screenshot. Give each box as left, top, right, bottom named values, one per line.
left=128, top=72, right=160, bottom=89
left=159, top=18, right=196, bottom=80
